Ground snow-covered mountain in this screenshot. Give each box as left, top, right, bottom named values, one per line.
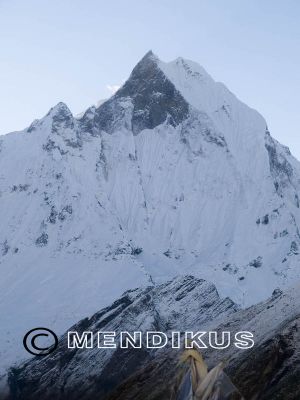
left=1, top=51, right=300, bottom=374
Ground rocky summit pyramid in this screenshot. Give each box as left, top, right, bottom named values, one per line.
left=1, top=51, right=300, bottom=373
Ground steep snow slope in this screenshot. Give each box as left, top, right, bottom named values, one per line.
left=0, top=104, right=151, bottom=374
left=78, top=51, right=300, bottom=304
left=1, top=51, right=300, bottom=373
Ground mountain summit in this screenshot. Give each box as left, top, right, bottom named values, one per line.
left=86, top=50, right=189, bottom=135
left=1, top=52, right=300, bottom=372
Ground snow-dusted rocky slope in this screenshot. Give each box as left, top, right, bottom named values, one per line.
left=1, top=51, right=300, bottom=373
left=6, top=276, right=237, bottom=400
left=106, top=280, right=300, bottom=400
left=6, top=276, right=300, bottom=400
left=105, top=280, right=300, bottom=400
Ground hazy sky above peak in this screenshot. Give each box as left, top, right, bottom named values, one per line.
left=0, top=0, right=299, bottom=157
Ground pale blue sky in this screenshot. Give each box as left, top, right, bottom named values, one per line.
left=1, top=0, right=300, bottom=156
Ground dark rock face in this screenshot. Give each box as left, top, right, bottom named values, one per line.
left=265, top=133, right=293, bottom=192
left=35, top=232, right=48, bottom=247
left=106, top=318, right=300, bottom=400
left=106, top=348, right=181, bottom=400
left=6, top=276, right=236, bottom=400
left=48, top=103, right=75, bottom=133
left=82, top=51, right=190, bottom=135
left=228, top=316, right=300, bottom=400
